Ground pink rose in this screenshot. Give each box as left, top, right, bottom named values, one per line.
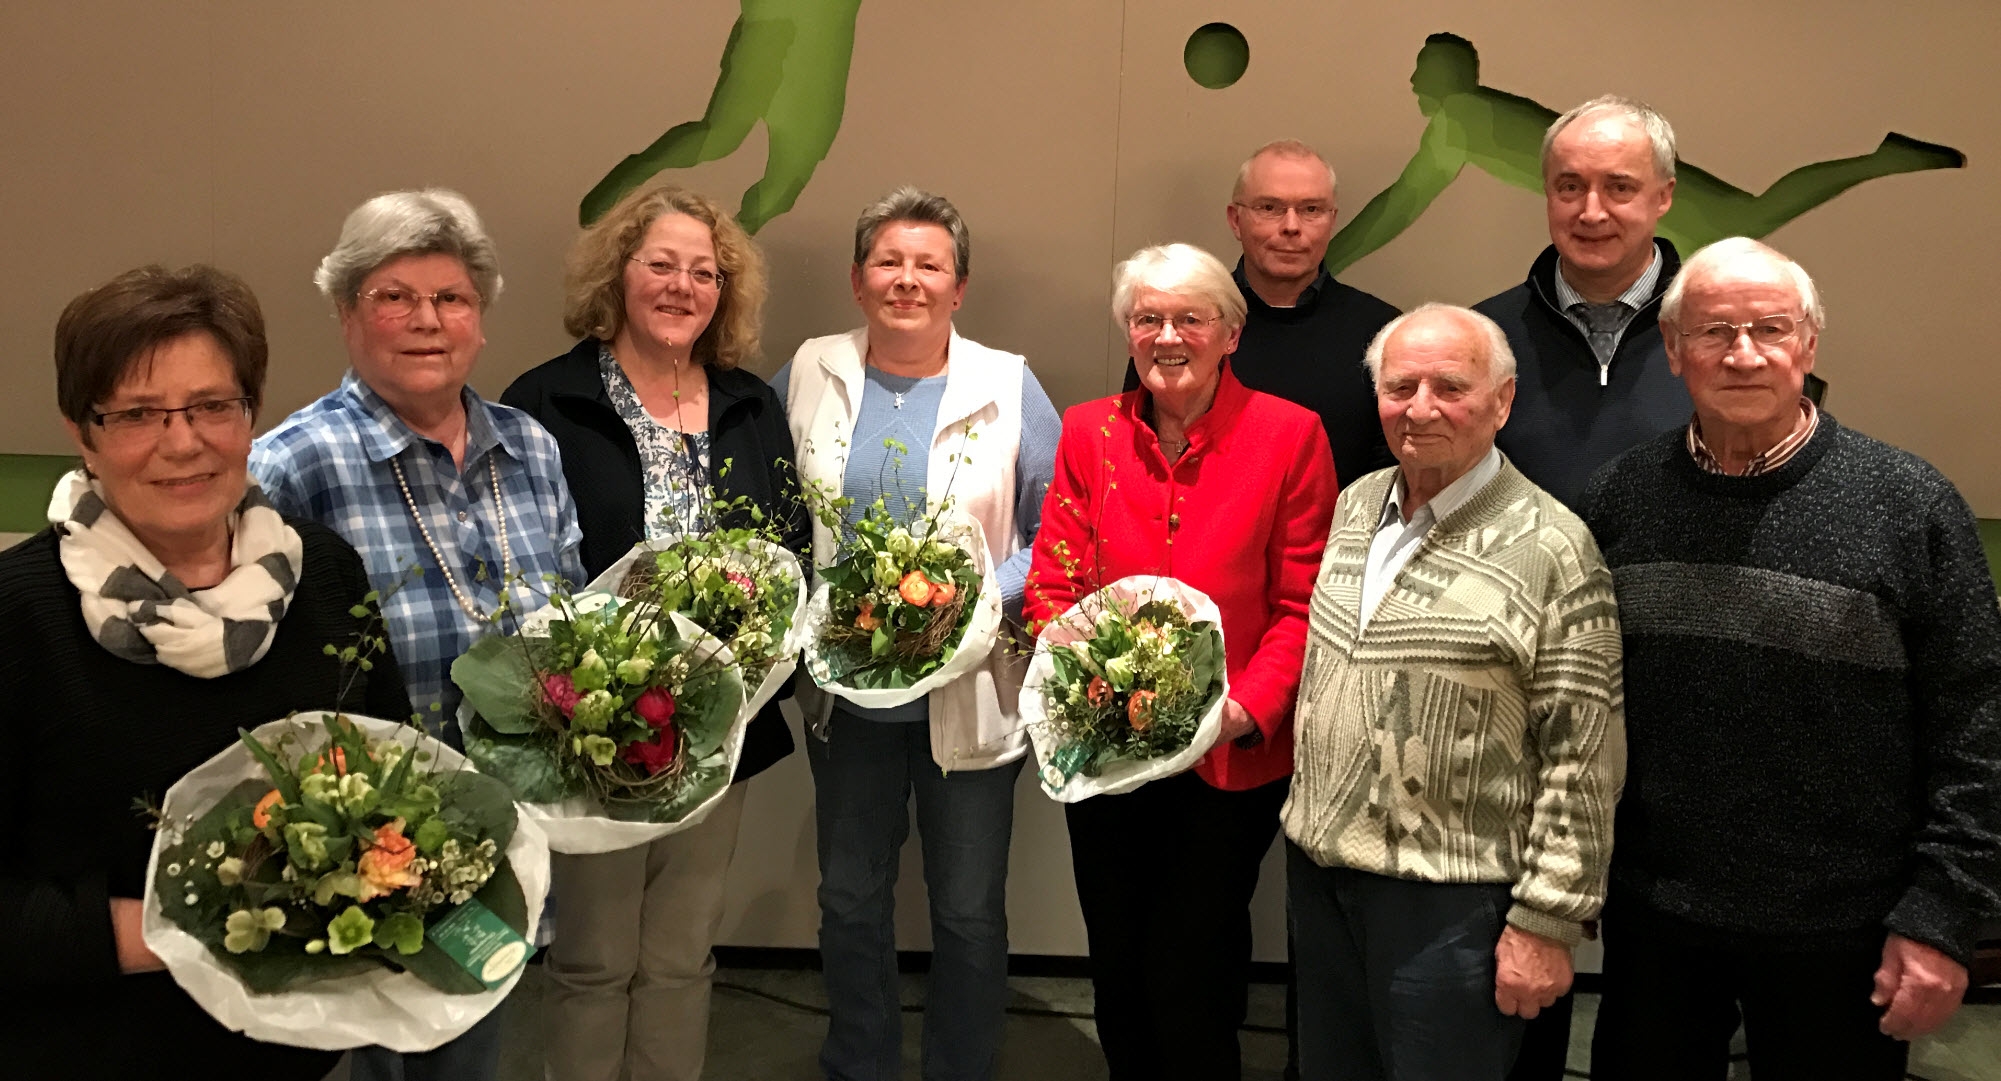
left=634, top=686, right=677, bottom=728
left=620, top=728, right=679, bottom=775
left=541, top=673, right=581, bottom=717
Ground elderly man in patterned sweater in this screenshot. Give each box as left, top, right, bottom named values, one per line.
left=1283, top=302, right=1626, bottom=1080
left=1581, top=237, right=2001, bottom=1080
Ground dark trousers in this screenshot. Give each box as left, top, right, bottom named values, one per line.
left=1506, top=989, right=1574, bottom=1081
left=1065, top=771, right=1289, bottom=1081
left=1589, top=904, right=1909, bottom=1081
left=1288, top=844, right=1525, bottom=1081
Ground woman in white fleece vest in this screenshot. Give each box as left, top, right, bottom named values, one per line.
left=770, top=187, right=1060, bottom=1081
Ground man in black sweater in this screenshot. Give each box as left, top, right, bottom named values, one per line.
left=1580, top=237, right=2001, bottom=1079
left=1126, top=139, right=1398, bottom=488
left=1476, top=95, right=1691, bottom=512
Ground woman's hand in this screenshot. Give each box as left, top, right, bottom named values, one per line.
left=1218, top=697, right=1260, bottom=743
left=110, top=897, right=165, bottom=974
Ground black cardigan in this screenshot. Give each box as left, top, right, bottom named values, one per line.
left=502, top=338, right=807, bottom=782
left=0, top=521, right=413, bottom=1080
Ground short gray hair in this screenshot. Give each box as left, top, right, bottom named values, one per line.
left=314, top=188, right=504, bottom=309
left=1232, top=139, right=1338, bottom=200
left=852, top=186, right=971, bottom=283
left=1661, top=236, right=1826, bottom=329
left=1363, top=302, right=1518, bottom=387
left=1110, top=243, right=1248, bottom=329
left=1542, top=94, right=1678, bottom=184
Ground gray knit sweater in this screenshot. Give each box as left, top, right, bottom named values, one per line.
left=1284, top=458, right=1626, bottom=944
left=1581, top=413, right=2001, bottom=964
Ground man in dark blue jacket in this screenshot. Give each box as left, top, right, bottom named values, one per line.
left=1475, top=95, right=1690, bottom=512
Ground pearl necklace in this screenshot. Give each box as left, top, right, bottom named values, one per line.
left=391, top=457, right=513, bottom=624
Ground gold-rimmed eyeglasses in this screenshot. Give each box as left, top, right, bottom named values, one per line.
left=1674, top=314, right=1809, bottom=357
left=1128, top=311, right=1224, bottom=336
left=628, top=258, right=726, bottom=290
left=360, top=287, right=482, bottom=321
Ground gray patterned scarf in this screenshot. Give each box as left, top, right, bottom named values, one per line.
left=48, top=469, right=304, bottom=678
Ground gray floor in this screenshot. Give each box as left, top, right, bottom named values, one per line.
left=330, top=964, right=2001, bottom=1080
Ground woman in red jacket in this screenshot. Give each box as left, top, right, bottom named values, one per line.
left=1026, top=242, right=1338, bottom=1081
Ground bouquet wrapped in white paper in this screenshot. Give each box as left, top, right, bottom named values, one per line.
left=142, top=712, right=550, bottom=1052
left=1022, top=576, right=1228, bottom=801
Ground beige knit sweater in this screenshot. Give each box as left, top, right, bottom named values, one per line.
left=1281, top=459, right=1625, bottom=944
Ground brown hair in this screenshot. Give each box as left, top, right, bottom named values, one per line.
left=55, top=264, right=268, bottom=444
left=561, top=182, right=766, bottom=370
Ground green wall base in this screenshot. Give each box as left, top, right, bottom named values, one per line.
left=0, top=453, right=78, bottom=533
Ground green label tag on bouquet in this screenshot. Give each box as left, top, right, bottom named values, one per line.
left=1048, top=743, right=1094, bottom=787
left=426, top=899, right=534, bottom=988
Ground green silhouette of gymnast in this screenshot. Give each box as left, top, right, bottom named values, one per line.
left=1326, top=33, right=1967, bottom=275
left=580, top=0, right=865, bottom=232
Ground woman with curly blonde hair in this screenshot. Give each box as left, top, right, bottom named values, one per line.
left=502, top=181, right=806, bottom=1081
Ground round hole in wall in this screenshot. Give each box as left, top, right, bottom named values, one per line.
left=1184, top=22, right=1250, bottom=89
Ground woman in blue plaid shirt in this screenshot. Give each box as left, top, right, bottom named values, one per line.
left=250, top=188, right=584, bottom=1081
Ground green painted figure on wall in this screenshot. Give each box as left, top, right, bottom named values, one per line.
left=1326, top=33, right=1967, bottom=275
left=580, top=0, right=865, bottom=232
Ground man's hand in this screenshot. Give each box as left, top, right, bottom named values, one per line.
left=1494, top=924, right=1573, bottom=1019
left=1872, top=933, right=1967, bottom=1040
left=110, top=897, right=164, bottom=974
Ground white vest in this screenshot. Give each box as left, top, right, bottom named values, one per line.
left=784, top=327, right=1029, bottom=771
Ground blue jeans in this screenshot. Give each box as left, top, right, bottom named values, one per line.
left=807, top=709, right=1022, bottom=1081
left=346, top=1008, right=504, bottom=1081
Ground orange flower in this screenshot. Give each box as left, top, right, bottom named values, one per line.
left=1127, top=689, right=1158, bottom=732
left=252, top=788, right=284, bottom=829
left=314, top=747, right=350, bottom=776
left=928, top=579, right=958, bottom=607
left=1085, top=676, right=1113, bottom=708
left=357, top=818, right=423, bottom=899
left=898, top=571, right=935, bottom=607
left=855, top=599, right=882, bottom=631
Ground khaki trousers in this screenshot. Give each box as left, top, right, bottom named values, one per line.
left=544, top=784, right=748, bottom=1081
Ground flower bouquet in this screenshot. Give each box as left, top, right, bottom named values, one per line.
left=141, top=711, right=551, bottom=1051
left=451, top=578, right=748, bottom=855
left=1022, top=576, right=1229, bottom=801
left=589, top=528, right=811, bottom=723
left=802, top=498, right=1002, bottom=709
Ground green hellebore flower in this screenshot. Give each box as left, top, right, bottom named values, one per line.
left=872, top=552, right=901, bottom=591
left=886, top=527, right=918, bottom=559
left=580, top=734, right=618, bottom=767
left=570, top=690, right=617, bottom=733
left=223, top=906, right=287, bottom=953
left=615, top=655, right=654, bottom=683
left=284, top=821, right=331, bottom=871
left=572, top=648, right=610, bottom=692
left=216, top=857, right=246, bottom=887
left=300, top=772, right=338, bottom=804
left=922, top=541, right=958, bottom=564
left=326, top=905, right=376, bottom=956
left=336, top=772, right=378, bottom=816
left=1103, top=653, right=1137, bottom=692
left=313, top=870, right=366, bottom=907
left=373, top=912, right=425, bottom=956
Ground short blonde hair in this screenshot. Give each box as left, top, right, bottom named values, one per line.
left=1232, top=139, right=1338, bottom=200
left=561, top=182, right=767, bottom=370
left=1110, top=243, right=1247, bottom=329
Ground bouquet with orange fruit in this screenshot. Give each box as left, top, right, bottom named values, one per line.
left=802, top=494, right=1002, bottom=708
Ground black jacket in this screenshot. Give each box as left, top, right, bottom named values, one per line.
left=1477, top=239, right=1692, bottom=510
left=502, top=338, right=807, bottom=782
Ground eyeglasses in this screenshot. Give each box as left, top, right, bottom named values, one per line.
left=1232, top=200, right=1334, bottom=223
left=90, top=397, right=253, bottom=440
left=1674, top=314, right=1808, bottom=357
left=628, top=258, right=726, bottom=290
left=360, top=287, right=482, bottom=321
left=1128, top=311, right=1224, bottom=336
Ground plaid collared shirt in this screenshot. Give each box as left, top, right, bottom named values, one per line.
left=1687, top=397, right=1820, bottom=476
left=250, top=371, right=584, bottom=727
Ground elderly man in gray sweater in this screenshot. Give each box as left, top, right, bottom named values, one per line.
left=1283, top=303, right=1626, bottom=1081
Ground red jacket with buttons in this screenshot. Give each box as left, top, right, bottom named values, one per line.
left=1025, top=367, right=1339, bottom=791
